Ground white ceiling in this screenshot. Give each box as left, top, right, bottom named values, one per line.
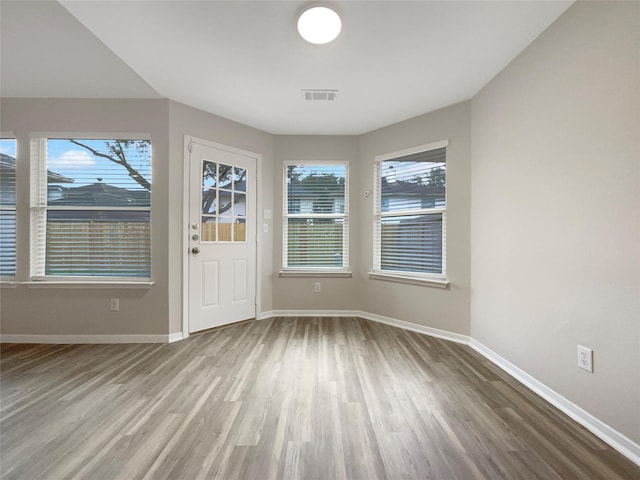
left=1, top=1, right=573, bottom=135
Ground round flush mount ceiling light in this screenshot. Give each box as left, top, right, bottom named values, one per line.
left=297, top=5, right=342, bottom=44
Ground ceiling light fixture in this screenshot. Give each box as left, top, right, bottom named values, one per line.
left=297, top=5, right=342, bottom=45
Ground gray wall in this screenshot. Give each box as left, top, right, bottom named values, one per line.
left=470, top=1, right=640, bottom=444
left=0, top=98, right=276, bottom=336
left=271, top=105, right=472, bottom=336
left=356, top=102, right=472, bottom=335
left=168, top=101, right=275, bottom=333
left=0, top=98, right=171, bottom=335
left=272, top=135, right=360, bottom=311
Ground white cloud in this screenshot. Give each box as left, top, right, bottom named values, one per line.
left=48, top=150, right=96, bottom=169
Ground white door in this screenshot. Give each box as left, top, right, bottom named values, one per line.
left=188, top=142, right=256, bottom=333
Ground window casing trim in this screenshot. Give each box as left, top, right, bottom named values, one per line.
left=368, top=271, right=449, bottom=288
left=374, top=139, right=449, bottom=163
left=29, top=133, right=152, bottom=281
left=23, top=279, right=155, bottom=289
left=373, top=140, right=448, bottom=281
left=279, top=268, right=352, bottom=278
left=283, top=160, right=349, bottom=271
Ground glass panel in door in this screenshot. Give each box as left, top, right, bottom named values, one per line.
left=200, top=159, right=247, bottom=243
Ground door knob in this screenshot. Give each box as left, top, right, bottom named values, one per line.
left=191, top=247, right=200, bottom=255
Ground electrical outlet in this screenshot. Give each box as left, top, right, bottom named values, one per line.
left=314, top=282, right=321, bottom=293
left=110, top=298, right=120, bottom=312
left=577, top=345, right=593, bottom=373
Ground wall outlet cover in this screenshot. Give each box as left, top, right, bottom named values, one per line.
left=577, top=345, right=593, bottom=373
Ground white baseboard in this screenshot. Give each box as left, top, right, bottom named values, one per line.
left=0, top=334, right=174, bottom=344
left=469, top=339, right=640, bottom=468
left=259, top=309, right=357, bottom=320
left=167, top=332, right=185, bottom=343
left=259, top=309, right=470, bottom=344
left=356, top=310, right=471, bottom=345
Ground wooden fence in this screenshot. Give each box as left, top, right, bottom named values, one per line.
left=286, top=221, right=343, bottom=266
left=201, top=222, right=246, bottom=242
left=380, top=219, right=443, bottom=274
left=46, top=221, right=150, bottom=276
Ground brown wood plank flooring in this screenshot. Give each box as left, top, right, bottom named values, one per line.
left=1, top=317, right=639, bottom=479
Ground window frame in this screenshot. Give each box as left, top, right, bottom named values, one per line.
left=29, top=133, right=153, bottom=284
left=281, top=160, right=350, bottom=276
left=371, top=140, right=449, bottom=287
left=0, top=134, right=17, bottom=280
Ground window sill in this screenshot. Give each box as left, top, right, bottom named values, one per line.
left=0, top=281, right=18, bottom=288
left=368, top=271, right=449, bottom=289
left=279, top=270, right=352, bottom=278
left=22, top=280, right=155, bottom=289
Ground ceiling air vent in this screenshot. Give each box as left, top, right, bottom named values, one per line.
left=302, top=90, right=338, bottom=101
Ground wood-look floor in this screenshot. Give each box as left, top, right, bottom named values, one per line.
left=1, top=317, right=639, bottom=480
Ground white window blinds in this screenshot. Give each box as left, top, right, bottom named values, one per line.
left=284, top=163, right=348, bottom=269
left=374, top=142, right=447, bottom=276
left=0, top=138, right=17, bottom=277
left=30, top=137, right=151, bottom=279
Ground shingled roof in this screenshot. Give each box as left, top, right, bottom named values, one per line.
left=48, top=182, right=150, bottom=207
left=0, top=153, right=74, bottom=184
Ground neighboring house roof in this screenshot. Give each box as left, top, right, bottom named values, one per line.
left=0, top=153, right=75, bottom=184
left=48, top=182, right=150, bottom=206
left=0, top=153, right=18, bottom=174
left=47, top=209, right=149, bottom=221
left=288, top=180, right=444, bottom=199
left=399, top=214, right=444, bottom=224
left=381, top=179, right=444, bottom=197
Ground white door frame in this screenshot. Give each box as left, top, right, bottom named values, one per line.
left=182, top=135, right=262, bottom=339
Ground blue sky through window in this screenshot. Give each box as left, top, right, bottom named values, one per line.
left=0, top=139, right=16, bottom=158
left=46, top=139, right=151, bottom=190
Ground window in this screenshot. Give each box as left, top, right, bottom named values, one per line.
left=30, top=136, right=151, bottom=279
left=0, top=138, right=17, bottom=277
left=283, top=162, right=348, bottom=270
left=201, top=161, right=247, bottom=242
left=374, top=141, right=447, bottom=278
